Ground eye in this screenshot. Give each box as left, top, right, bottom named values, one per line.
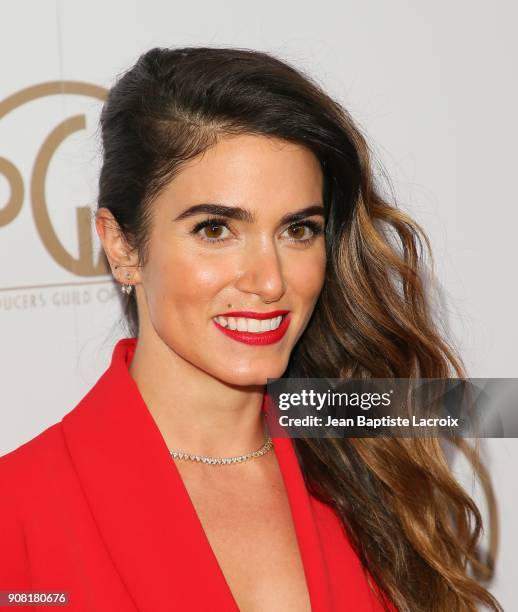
left=283, top=221, right=324, bottom=245
left=191, top=217, right=231, bottom=243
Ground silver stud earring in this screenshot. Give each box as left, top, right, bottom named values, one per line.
left=121, top=271, right=133, bottom=295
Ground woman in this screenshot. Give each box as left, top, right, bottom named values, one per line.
left=0, top=47, right=501, bottom=612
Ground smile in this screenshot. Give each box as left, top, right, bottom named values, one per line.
left=212, top=312, right=291, bottom=345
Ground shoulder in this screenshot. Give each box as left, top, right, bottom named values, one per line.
left=0, top=357, right=119, bottom=490
left=0, top=338, right=129, bottom=479
left=0, top=421, right=68, bottom=501
left=0, top=421, right=63, bottom=469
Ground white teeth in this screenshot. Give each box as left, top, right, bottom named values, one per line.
left=247, top=319, right=261, bottom=333
left=259, top=319, right=270, bottom=332
left=214, top=315, right=284, bottom=333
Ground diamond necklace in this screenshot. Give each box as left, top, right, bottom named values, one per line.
left=169, top=414, right=272, bottom=465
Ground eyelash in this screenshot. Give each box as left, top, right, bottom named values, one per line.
left=190, top=216, right=324, bottom=245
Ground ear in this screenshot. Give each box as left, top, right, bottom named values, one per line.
left=95, top=207, right=142, bottom=285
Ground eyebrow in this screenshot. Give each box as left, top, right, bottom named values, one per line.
left=173, top=203, right=325, bottom=226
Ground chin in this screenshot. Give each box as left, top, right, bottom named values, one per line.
left=216, top=364, right=287, bottom=387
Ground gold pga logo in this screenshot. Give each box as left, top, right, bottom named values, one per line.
left=0, top=81, right=109, bottom=278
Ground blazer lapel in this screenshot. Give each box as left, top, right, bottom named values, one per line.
left=61, top=338, right=335, bottom=611
left=62, top=338, right=240, bottom=611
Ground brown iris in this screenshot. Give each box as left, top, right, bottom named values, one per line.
left=287, top=225, right=306, bottom=240
left=204, top=224, right=223, bottom=239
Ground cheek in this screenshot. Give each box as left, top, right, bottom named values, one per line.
left=286, top=251, right=326, bottom=298
left=151, top=252, right=231, bottom=310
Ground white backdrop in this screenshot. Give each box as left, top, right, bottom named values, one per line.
left=1, top=1, right=516, bottom=609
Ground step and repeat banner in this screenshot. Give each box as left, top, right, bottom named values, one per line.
left=1, top=1, right=516, bottom=609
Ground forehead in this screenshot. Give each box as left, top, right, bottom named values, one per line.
left=156, top=133, right=324, bottom=211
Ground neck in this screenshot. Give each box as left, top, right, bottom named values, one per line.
left=128, top=333, right=267, bottom=459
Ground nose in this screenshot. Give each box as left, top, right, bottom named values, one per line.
left=234, top=238, right=287, bottom=303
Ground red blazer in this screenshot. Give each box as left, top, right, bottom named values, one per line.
left=0, top=338, right=396, bottom=611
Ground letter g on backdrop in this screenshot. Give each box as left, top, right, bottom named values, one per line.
left=0, top=81, right=109, bottom=278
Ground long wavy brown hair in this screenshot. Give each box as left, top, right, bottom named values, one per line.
left=97, top=46, right=502, bottom=611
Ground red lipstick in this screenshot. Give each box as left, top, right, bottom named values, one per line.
left=212, top=311, right=291, bottom=345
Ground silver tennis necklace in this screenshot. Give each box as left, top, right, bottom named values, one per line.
left=169, top=415, right=272, bottom=465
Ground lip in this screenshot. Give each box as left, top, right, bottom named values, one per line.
left=212, top=312, right=291, bottom=346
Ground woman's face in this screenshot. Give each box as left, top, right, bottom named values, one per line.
left=135, top=133, right=326, bottom=385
